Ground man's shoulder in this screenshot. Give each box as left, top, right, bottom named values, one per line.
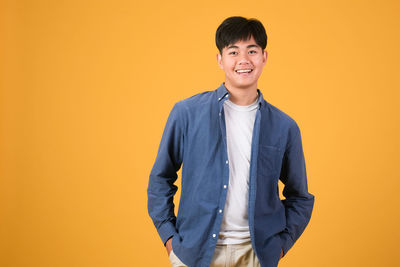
left=263, top=100, right=299, bottom=130
left=174, top=88, right=216, bottom=110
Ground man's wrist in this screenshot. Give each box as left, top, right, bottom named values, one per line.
left=165, top=237, right=173, bottom=255
left=164, top=236, right=173, bottom=246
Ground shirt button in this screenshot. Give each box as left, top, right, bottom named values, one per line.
left=225, top=160, right=228, bottom=164
left=219, top=112, right=221, bottom=116
left=212, top=234, right=216, bottom=238
left=223, top=185, right=227, bottom=189
left=219, top=209, right=222, bottom=213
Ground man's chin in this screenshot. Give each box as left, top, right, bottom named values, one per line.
left=224, top=79, right=257, bottom=90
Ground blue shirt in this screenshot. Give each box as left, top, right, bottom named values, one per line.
left=147, top=82, right=314, bottom=267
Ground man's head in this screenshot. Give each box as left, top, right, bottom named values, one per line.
left=215, top=16, right=267, bottom=55
left=216, top=16, right=268, bottom=91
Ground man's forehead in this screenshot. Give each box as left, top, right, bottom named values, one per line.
left=226, top=43, right=260, bottom=50
left=225, top=36, right=260, bottom=50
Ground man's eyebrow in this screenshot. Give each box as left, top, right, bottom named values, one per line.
left=227, top=44, right=259, bottom=49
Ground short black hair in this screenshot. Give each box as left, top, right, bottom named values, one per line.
left=215, top=16, right=267, bottom=55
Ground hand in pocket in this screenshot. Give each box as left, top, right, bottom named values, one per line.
left=165, top=237, right=173, bottom=256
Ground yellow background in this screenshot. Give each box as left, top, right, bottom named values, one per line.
left=1, top=0, right=399, bottom=266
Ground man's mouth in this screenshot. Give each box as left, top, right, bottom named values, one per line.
left=235, top=69, right=253, bottom=74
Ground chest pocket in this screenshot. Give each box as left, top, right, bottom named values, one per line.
left=258, top=145, right=284, bottom=179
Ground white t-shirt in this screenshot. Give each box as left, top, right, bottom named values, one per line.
left=217, top=94, right=259, bottom=245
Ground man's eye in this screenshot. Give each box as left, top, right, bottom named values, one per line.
left=229, top=51, right=237, bottom=55
left=249, top=50, right=257, bottom=54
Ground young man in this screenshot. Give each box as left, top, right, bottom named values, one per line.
left=147, top=16, right=314, bottom=267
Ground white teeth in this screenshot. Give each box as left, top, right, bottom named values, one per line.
left=236, top=69, right=252, bottom=73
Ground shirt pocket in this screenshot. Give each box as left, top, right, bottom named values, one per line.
left=258, top=145, right=284, bottom=179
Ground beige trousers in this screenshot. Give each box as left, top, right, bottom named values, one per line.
left=169, top=241, right=261, bottom=267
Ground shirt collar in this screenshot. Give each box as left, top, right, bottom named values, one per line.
left=216, top=82, right=265, bottom=110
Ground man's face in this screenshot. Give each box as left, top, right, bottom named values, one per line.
left=217, top=36, right=267, bottom=90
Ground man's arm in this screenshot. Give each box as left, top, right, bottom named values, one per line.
left=278, top=123, right=315, bottom=257
left=147, top=103, right=184, bottom=249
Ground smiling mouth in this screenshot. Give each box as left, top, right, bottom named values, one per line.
left=235, top=69, right=253, bottom=74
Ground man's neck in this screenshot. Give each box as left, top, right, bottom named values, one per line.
left=224, top=82, right=259, bottom=106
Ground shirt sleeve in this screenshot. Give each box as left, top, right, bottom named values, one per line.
left=278, top=122, right=315, bottom=256
left=147, top=102, right=184, bottom=245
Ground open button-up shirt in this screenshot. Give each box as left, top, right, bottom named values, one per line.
left=147, top=82, right=314, bottom=267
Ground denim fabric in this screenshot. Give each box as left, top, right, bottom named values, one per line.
left=147, top=82, right=314, bottom=267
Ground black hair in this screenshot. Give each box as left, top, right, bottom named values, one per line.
left=215, top=16, right=267, bottom=55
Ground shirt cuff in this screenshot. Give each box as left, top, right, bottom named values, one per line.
left=279, top=231, right=294, bottom=256
left=157, top=220, right=178, bottom=246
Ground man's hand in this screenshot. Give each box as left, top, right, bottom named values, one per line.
left=165, top=238, right=173, bottom=256
left=279, top=248, right=284, bottom=260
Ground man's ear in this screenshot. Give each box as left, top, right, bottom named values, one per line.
left=217, top=53, right=223, bottom=69
left=263, top=50, right=268, bottom=65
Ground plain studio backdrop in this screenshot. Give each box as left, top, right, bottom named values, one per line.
left=1, top=0, right=399, bottom=266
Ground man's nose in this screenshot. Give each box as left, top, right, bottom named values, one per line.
left=238, top=53, right=250, bottom=63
